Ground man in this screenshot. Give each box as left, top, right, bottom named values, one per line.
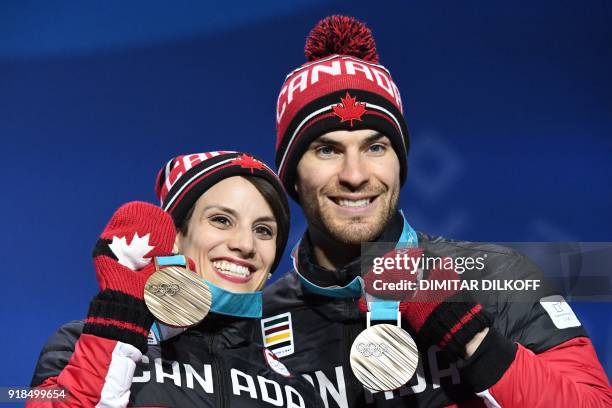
left=262, top=15, right=611, bottom=407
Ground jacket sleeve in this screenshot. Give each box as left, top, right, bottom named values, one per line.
left=28, top=325, right=140, bottom=408
left=452, top=245, right=612, bottom=407
left=461, top=330, right=611, bottom=407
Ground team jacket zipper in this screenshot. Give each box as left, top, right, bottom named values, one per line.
left=209, top=334, right=228, bottom=408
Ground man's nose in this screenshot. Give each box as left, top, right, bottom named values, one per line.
left=337, top=150, right=369, bottom=189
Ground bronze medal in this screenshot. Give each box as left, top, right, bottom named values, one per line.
left=144, top=265, right=212, bottom=327
left=350, top=324, right=419, bottom=392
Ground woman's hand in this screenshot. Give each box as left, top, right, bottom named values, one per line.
left=84, top=201, right=176, bottom=353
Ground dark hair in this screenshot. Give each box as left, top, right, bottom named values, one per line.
left=179, top=175, right=290, bottom=271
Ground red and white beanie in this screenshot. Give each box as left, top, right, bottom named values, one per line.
left=155, top=151, right=288, bottom=231
left=275, top=15, right=410, bottom=200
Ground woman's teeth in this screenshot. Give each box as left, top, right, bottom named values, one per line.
left=213, top=261, right=250, bottom=277
left=337, top=198, right=370, bottom=208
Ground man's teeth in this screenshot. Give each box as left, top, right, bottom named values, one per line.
left=213, top=261, right=250, bottom=277
left=337, top=198, right=370, bottom=208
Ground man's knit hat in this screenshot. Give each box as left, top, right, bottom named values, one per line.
left=155, top=151, right=289, bottom=271
left=275, top=15, right=410, bottom=200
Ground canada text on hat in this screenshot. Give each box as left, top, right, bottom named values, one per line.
left=274, top=15, right=410, bottom=201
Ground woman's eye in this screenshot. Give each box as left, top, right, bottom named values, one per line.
left=209, top=215, right=232, bottom=228
left=254, top=225, right=274, bottom=239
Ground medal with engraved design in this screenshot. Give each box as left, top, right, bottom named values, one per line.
left=350, top=323, right=419, bottom=392
left=144, top=259, right=212, bottom=328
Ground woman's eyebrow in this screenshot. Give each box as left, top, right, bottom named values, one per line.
left=254, top=216, right=277, bottom=223
left=201, top=205, right=238, bottom=216
left=203, top=206, right=276, bottom=224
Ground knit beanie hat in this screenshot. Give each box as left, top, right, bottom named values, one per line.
left=155, top=151, right=289, bottom=272
left=275, top=15, right=410, bottom=201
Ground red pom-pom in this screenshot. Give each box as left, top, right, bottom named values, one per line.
left=305, top=15, right=379, bottom=63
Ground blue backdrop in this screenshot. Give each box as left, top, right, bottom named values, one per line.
left=1, top=0, right=610, bottom=392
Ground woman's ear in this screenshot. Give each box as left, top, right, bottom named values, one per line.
left=173, top=232, right=182, bottom=254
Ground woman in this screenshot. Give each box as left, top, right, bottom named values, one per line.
left=29, top=151, right=322, bottom=407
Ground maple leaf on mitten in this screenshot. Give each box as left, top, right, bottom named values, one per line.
left=84, top=201, right=176, bottom=353
left=92, top=202, right=175, bottom=298
left=107, top=232, right=155, bottom=271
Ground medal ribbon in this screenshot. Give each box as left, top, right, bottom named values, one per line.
left=369, top=211, right=418, bottom=321
left=150, top=255, right=262, bottom=342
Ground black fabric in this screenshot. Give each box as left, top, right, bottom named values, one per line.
left=91, top=238, right=116, bottom=260
left=83, top=290, right=153, bottom=353
left=458, top=328, right=518, bottom=392
left=31, top=317, right=324, bottom=407
left=417, top=294, right=492, bottom=358
left=31, top=320, right=83, bottom=388
left=262, top=215, right=590, bottom=407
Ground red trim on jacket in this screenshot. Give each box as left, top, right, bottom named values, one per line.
left=484, top=337, right=611, bottom=407
left=27, top=334, right=116, bottom=407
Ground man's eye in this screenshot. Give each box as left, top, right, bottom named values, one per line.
left=368, top=144, right=386, bottom=154
left=209, top=215, right=232, bottom=228
left=316, top=146, right=336, bottom=157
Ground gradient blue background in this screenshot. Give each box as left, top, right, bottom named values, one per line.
left=1, top=0, right=610, bottom=393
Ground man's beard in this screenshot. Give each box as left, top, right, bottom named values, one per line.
left=299, top=184, right=400, bottom=245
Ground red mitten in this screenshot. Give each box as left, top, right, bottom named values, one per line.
left=83, top=202, right=176, bottom=353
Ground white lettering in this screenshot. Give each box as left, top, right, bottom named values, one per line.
left=181, top=153, right=203, bottom=173
left=285, top=385, right=306, bottom=408
left=311, top=61, right=342, bottom=84
left=184, top=363, right=213, bottom=393
left=231, top=368, right=257, bottom=398
left=287, top=71, right=309, bottom=104
left=276, top=85, right=288, bottom=123
left=315, top=366, right=348, bottom=408
left=428, top=346, right=460, bottom=389
left=301, top=373, right=314, bottom=387
left=371, top=68, right=395, bottom=97
left=257, top=376, right=283, bottom=406
left=391, top=81, right=403, bottom=112
left=345, top=61, right=373, bottom=81
left=154, top=358, right=181, bottom=386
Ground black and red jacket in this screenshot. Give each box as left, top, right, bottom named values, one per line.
left=30, top=315, right=323, bottom=407
left=260, top=212, right=611, bottom=407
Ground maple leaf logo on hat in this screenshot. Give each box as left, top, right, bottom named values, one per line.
left=230, top=154, right=266, bottom=174
left=332, top=92, right=367, bottom=126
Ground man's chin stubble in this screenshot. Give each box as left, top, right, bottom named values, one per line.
left=323, top=216, right=387, bottom=245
